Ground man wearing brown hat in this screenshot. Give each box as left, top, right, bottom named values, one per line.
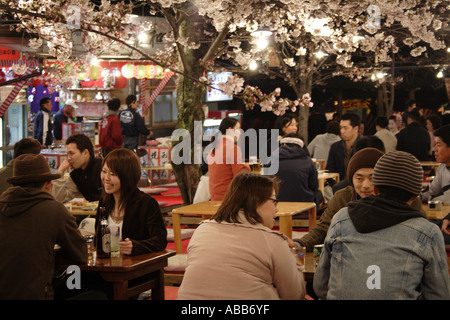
left=0, top=154, right=87, bottom=299
left=314, top=151, right=450, bottom=300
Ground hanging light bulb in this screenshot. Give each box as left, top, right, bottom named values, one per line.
left=314, top=50, right=328, bottom=59
left=250, top=29, right=272, bottom=39
left=297, top=47, right=307, bottom=56
left=249, top=60, right=257, bottom=70
left=437, top=70, right=444, bottom=78
left=257, top=37, right=269, bottom=50
left=138, top=32, right=148, bottom=43
left=251, top=28, right=272, bottom=51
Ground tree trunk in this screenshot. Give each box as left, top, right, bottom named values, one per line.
left=172, top=72, right=204, bottom=205
left=170, top=8, right=205, bottom=205
left=298, top=75, right=313, bottom=145
left=382, top=82, right=395, bottom=117
left=377, top=87, right=384, bottom=116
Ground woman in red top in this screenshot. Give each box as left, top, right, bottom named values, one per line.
left=99, top=98, right=123, bottom=157
left=207, top=117, right=250, bottom=201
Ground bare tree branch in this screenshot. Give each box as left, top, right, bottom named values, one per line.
left=203, top=24, right=229, bottom=62
left=0, top=71, right=41, bottom=87
left=158, top=5, right=192, bottom=74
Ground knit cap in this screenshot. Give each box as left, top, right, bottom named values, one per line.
left=279, top=136, right=304, bottom=148
left=372, top=151, right=423, bottom=195
left=346, top=148, right=385, bottom=185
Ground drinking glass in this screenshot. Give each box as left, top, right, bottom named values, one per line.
left=110, top=226, right=121, bottom=257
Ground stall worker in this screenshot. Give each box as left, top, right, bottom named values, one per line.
left=53, top=100, right=77, bottom=141
left=119, top=94, right=149, bottom=152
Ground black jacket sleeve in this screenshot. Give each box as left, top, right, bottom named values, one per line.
left=122, top=191, right=167, bottom=255
left=135, top=113, right=150, bottom=136
left=53, top=112, right=64, bottom=140
left=34, top=112, right=43, bottom=143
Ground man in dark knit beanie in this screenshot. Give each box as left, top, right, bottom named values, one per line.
left=314, top=151, right=450, bottom=300
left=295, top=147, right=423, bottom=253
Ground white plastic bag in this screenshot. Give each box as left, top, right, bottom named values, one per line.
left=193, top=175, right=210, bottom=203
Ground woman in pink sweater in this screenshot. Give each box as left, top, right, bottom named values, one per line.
left=207, top=117, right=250, bottom=201
left=178, top=173, right=305, bottom=300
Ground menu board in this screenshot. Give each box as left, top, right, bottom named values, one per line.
left=138, top=146, right=175, bottom=184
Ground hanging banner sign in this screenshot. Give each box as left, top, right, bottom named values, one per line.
left=342, top=99, right=371, bottom=111
left=139, top=78, right=148, bottom=115
left=0, top=59, right=38, bottom=67
left=0, top=46, right=22, bottom=60
left=142, top=71, right=175, bottom=114
left=0, top=67, right=34, bottom=117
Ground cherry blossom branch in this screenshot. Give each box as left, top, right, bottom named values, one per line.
left=158, top=5, right=192, bottom=74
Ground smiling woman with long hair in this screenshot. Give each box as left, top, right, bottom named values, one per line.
left=178, top=172, right=305, bottom=300
left=96, top=148, right=167, bottom=255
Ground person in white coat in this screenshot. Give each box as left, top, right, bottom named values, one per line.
left=374, top=116, right=397, bottom=153
left=307, top=121, right=341, bottom=162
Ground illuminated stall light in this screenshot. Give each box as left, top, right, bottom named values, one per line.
left=146, top=65, right=157, bottom=78
left=77, top=65, right=89, bottom=81
left=156, top=65, right=164, bottom=79
left=90, top=65, right=103, bottom=80
left=121, top=64, right=135, bottom=79
left=135, top=65, right=146, bottom=79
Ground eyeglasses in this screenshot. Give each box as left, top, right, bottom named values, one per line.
left=269, top=197, right=279, bottom=207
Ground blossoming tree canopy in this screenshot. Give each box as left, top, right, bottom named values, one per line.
left=1, top=0, right=446, bottom=204
left=181, top=0, right=446, bottom=73
left=2, top=1, right=446, bottom=109
left=165, top=1, right=444, bottom=114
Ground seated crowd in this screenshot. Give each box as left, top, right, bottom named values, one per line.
left=0, top=106, right=449, bottom=300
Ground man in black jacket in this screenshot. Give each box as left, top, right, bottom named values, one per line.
left=119, top=94, right=150, bottom=151
left=52, top=134, right=103, bottom=203
left=33, top=97, right=53, bottom=147
left=326, top=112, right=361, bottom=180
left=396, top=109, right=430, bottom=161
